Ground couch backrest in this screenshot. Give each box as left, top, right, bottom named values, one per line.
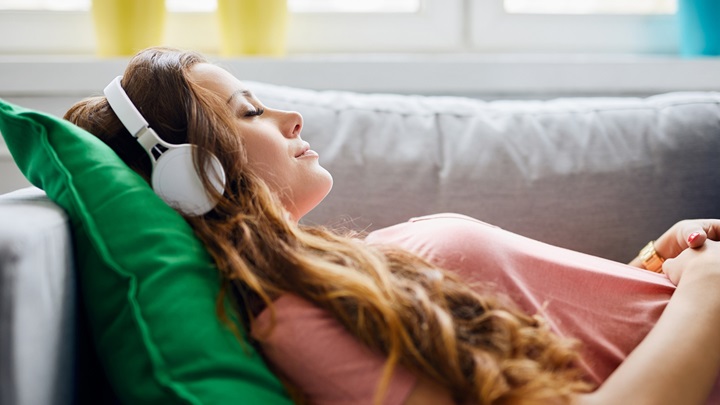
left=249, top=84, right=720, bottom=262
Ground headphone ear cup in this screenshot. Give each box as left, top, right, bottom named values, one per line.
left=152, top=145, right=226, bottom=216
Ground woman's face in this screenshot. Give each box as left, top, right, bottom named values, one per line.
left=188, top=63, right=333, bottom=221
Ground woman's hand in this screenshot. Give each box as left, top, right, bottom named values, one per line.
left=662, top=239, right=720, bottom=286
left=629, top=219, right=720, bottom=272
left=579, top=239, right=720, bottom=405
left=655, top=219, right=720, bottom=258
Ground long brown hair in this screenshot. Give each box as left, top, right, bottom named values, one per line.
left=65, top=47, right=592, bottom=405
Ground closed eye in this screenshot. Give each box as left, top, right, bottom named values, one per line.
left=244, top=108, right=265, bottom=117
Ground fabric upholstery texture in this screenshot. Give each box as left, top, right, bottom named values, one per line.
left=249, top=83, right=720, bottom=262
left=0, top=188, right=73, bottom=405
left=0, top=99, right=291, bottom=404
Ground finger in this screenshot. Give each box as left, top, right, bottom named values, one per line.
left=662, top=241, right=719, bottom=286
left=685, top=230, right=706, bottom=249
left=668, top=222, right=706, bottom=255
left=660, top=244, right=707, bottom=285
left=661, top=257, right=680, bottom=286
left=679, top=219, right=720, bottom=249
left=703, top=220, right=720, bottom=241
left=656, top=220, right=720, bottom=260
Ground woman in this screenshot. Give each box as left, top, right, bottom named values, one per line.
left=65, top=47, right=720, bottom=405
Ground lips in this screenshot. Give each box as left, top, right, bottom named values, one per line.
left=298, top=149, right=319, bottom=158
left=295, top=142, right=315, bottom=158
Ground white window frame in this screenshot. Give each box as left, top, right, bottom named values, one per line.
left=470, top=0, right=679, bottom=54
left=0, top=0, right=463, bottom=55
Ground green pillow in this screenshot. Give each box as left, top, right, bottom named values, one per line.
left=0, top=98, right=292, bottom=404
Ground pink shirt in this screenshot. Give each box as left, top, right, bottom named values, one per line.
left=253, top=213, right=720, bottom=404
left=252, top=294, right=416, bottom=405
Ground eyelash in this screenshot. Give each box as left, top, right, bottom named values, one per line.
left=244, top=108, right=265, bottom=117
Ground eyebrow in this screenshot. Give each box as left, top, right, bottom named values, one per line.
left=226, top=89, right=254, bottom=104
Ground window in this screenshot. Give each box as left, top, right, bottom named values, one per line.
left=0, top=0, right=457, bottom=54
left=0, top=0, right=680, bottom=54
left=0, top=0, right=421, bottom=13
left=0, top=0, right=86, bottom=10
left=504, top=0, right=676, bottom=15
left=291, top=0, right=420, bottom=13
left=471, top=0, right=678, bottom=53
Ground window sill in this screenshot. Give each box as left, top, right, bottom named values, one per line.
left=0, top=53, right=718, bottom=98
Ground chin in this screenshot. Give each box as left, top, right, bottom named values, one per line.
left=290, top=172, right=334, bottom=222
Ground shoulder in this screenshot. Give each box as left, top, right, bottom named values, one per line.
left=365, top=213, right=503, bottom=265
left=367, top=213, right=500, bottom=244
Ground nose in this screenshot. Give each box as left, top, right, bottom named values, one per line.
left=281, top=110, right=303, bottom=139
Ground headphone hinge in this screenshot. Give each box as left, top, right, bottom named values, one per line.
left=136, top=127, right=161, bottom=154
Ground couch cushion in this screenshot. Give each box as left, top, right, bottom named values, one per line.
left=0, top=99, right=291, bottom=404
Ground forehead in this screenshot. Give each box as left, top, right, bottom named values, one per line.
left=188, top=63, right=246, bottom=102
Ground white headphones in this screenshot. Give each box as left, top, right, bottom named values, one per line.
left=103, top=76, right=226, bottom=216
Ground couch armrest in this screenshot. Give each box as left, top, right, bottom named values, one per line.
left=0, top=187, right=75, bottom=405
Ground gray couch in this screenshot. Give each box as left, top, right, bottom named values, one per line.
left=1, top=86, right=719, bottom=404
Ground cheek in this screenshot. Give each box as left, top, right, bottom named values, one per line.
left=243, top=138, right=292, bottom=187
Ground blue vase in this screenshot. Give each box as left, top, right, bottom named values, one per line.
left=677, top=0, right=720, bottom=57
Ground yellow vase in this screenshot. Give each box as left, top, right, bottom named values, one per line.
left=91, top=0, right=166, bottom=57
left=217, top=0, right=288, bottom=57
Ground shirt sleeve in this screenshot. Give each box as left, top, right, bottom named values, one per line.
left=251, top=294, right=417, bottom=405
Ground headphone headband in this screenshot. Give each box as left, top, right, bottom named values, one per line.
left=101, top=75, right=227, bottom=216
left=103, top=76, right=150, bottom=138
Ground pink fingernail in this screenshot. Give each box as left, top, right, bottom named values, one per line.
left=688, top=232, right=701, bottom=244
